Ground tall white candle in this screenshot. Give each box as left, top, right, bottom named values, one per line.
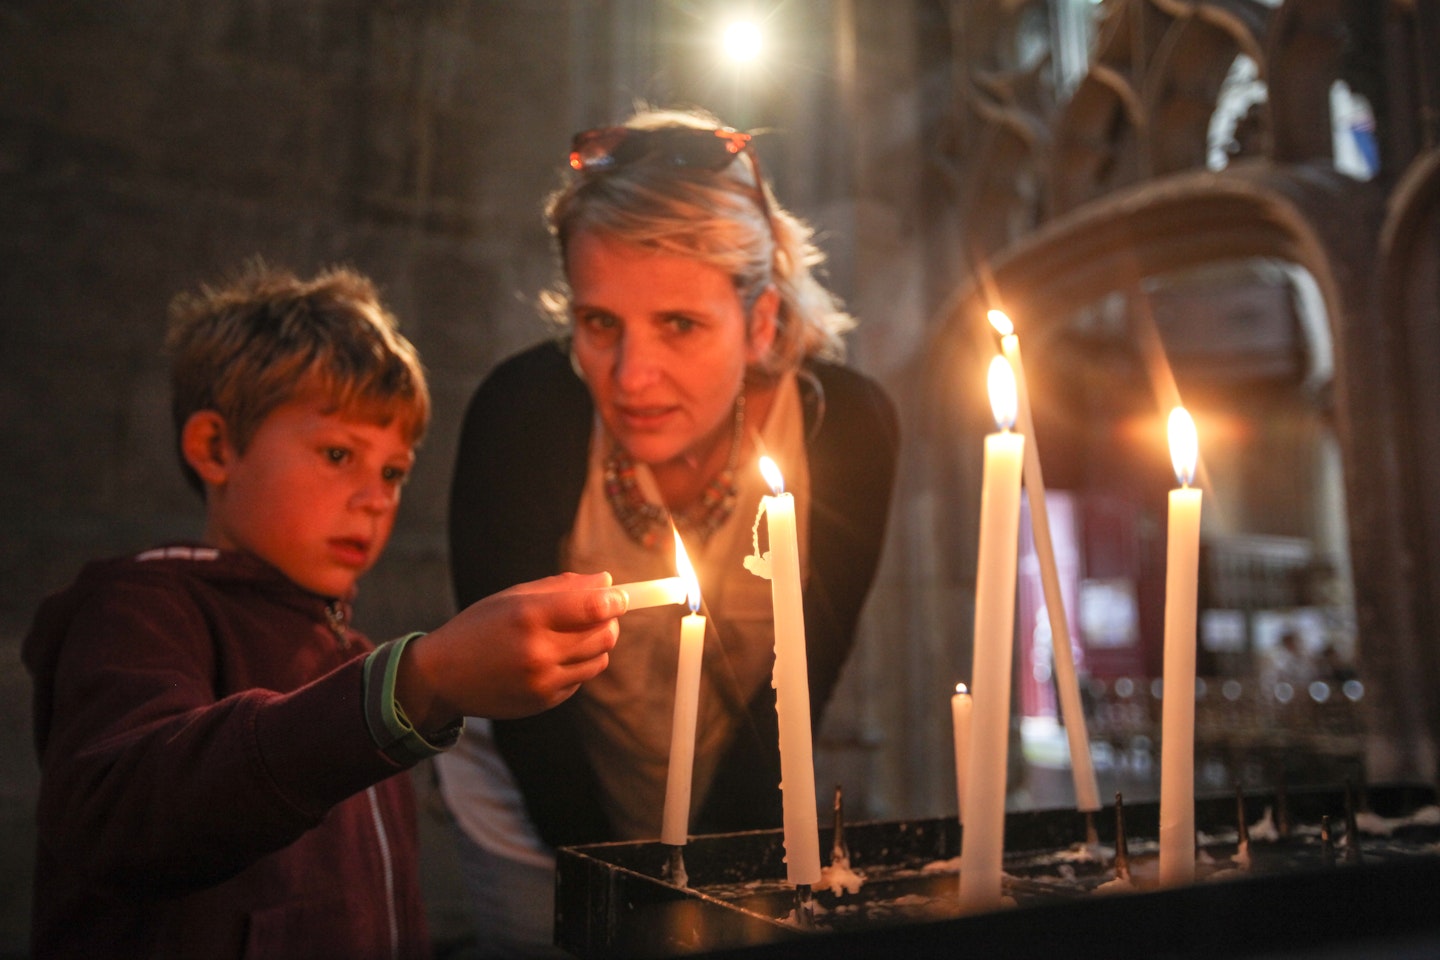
left=749, top=455, right=822, bottom=887
left=662, top=531, right=705, bottom=846
left=614, top=576, right=687, bottom=610
left=989, top=309, right=1100, bottom=813
left=951, top=683, right=973, bottom=825
left=958, top=356, right=1025, bottom=913
left=1159, top=406, right=1202, bottom=887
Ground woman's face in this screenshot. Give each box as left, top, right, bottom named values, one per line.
left=568, top=228, right=775, bottom=470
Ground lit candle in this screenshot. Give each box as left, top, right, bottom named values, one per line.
left=613, top=576, right=686, bottom=610
left=989, top=309, right=1100, bottom=814
left=745, top=455, right=822, bottom=887
left=1159, top=406, right=1202, bottom=887
left=661, top=531, right=705, bottom=846
left=958, top=356, right=1025, bottom=913
left=951, top=683, right=972, bottom=825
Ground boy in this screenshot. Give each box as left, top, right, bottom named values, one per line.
left=22, top=263, right=624, bottom=959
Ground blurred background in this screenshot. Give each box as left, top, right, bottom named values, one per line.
left=4, top=1, right=1439, bottom=954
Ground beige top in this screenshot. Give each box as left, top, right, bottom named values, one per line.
left=564, top=373, right=811, bottom=841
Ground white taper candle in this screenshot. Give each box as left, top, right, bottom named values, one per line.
left=958, top=357, right=1025, bottom=913
left=990, top=309, right=1100, bottom=813
left=1159, top=406, right=1202, bottom=887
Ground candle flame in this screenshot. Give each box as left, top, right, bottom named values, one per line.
left=673, top=528, right=701, bottom=613
left=955, top=682, right=968, bottom=695
left=1168, top=406, right=1198, bottom=487
left=987, top=309, right=1014, bottom=337
left=987, top=355, right=1017, bottom=431
left=758, top=455, right=784, bottom=495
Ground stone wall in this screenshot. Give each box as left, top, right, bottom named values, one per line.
left=0, top=3, right=934, bottom=952
left=0, top=3, right=607, bottom=952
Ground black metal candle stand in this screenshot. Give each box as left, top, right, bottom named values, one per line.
left=555, top=783, right=1440, bottom=959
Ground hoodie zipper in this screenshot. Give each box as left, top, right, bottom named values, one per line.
left=365, top=786, right=401, bottom=959
left=332, top=602, right=393, bottom=952
left=324, top=600, right=352, bottom=649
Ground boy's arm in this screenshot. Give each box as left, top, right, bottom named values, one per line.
left=32, top=568, right=621, bottom=894
left=35, top=581, right=407, bottom=894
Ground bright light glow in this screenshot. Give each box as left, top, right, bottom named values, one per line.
left=987, top=355, right=1017, bottom=431
left=674, top=528, right=701, bottom=613
left=955, top=682, right=968, bottom=695
left=987, top=309, right=1014, bottom=337
left=722, top=20, right=763, bottom=63
left=1168, top=406, right=1198, bottom=486
left=758, top=455, right=784, bottom=495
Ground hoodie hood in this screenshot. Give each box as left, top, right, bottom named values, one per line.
left=22, top=544, right=357, bottom=757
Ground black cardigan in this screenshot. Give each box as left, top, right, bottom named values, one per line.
left=447, top=340, right=898, bottom=848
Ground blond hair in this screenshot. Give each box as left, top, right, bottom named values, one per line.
left=166, top=260, right=430, bottom=494
left=543, top=107, right=853, bottom=379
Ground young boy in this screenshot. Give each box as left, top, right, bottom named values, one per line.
left=22, top=263, right=625, bottom=959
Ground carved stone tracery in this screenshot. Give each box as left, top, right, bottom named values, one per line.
left=925, top=0, right=1440, bottom=783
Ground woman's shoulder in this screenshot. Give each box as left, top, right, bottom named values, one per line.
left=463, top=339, right=591, bottom=427
left=479, top=339, right=581, bottom=395
left=454, top=339, right=593, bottom=493
left=802, top=359, right=898, bottom=446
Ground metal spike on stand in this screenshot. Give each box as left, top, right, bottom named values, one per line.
left=1113, top=792, right=1131, bottom=881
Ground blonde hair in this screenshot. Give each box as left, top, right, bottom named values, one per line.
left=542, top=107, right=853, bottom=379
left=166, top=260, right=430, bottom=494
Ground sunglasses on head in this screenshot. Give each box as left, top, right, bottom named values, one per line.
left=569, top=125, right=755, bottom=173
left=568, top=124, right=779, bottom=255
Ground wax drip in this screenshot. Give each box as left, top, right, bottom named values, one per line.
left=743, top=497, right=773, bottom=580
left=665, top=844, right=689, bottom=890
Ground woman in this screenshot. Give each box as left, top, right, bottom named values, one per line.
left=437, top=107, right=898, bottom=956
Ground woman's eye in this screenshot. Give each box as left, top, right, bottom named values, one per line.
left=576, top=311, right=618, bottom=333
left=382, top=465, right=409, bottom=486
left=325, top=447, right=351, bottom=465
left=664, top=315, right=697, bottom=334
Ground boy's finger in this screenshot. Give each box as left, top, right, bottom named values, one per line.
left=557, top=646, right=612, bottom=684
left=545, top=586, right=627, bottom=628
left=557, top=622, right=619, bottom=666
left=514, top=570, right=613, bottom=596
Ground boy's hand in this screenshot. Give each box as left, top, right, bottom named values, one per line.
left=394, top=572, right=625, bottom=730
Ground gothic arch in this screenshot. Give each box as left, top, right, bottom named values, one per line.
left=1376, top=147, right=1440, bottom=774
left=912, top=0, right=1439, bottom=791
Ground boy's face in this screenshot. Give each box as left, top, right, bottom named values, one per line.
left=198, top=398, right=415, bottom=598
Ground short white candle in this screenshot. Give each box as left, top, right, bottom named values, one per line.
left=958, top=356, right=1025, bottom=914
left=614, top=576, right=686, bottom=610
left=989, top=309, right=1100, bottom=814
left=1159, top=406, right=1202, bottom=887
left=661, top=531, right=705, bottom=846
left=951, top=683, right=972, bottom=825
left=748, top=456, right=822, bottom=887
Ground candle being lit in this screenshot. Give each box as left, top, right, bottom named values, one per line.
left=951, top=683, right=972, bottom=826
left=613, top=576, right=686, bottom=611
left=988, top=309, right=1100, bottom=814
left=958, top=356, right=1025, bottom=914
left=1159, top=406, right=1202, bottom=887
left=661, top=530, right=705, bottom=847
left=745, top=455, right=822, bottom=887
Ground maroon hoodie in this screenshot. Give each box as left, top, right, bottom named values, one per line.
left=23, top=546, right=431, bottom=959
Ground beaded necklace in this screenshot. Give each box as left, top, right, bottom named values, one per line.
left=604, top=394, right=745, bottom=549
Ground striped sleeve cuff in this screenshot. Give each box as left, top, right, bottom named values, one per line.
left=362, top=632, right=464, bottom=766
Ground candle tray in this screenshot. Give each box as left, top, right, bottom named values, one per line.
left=554, top=783, right=1440, bottom=959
